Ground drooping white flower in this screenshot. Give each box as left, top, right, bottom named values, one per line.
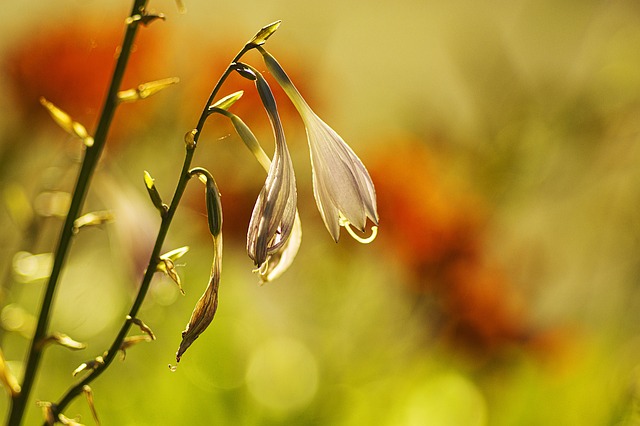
left=238, top=65, right=297, bottom=267
left=259, top=47, right=378, bottom=242
left=228, top=112, right=302, bottom=283
left=210, top=97, right=301, bottom=283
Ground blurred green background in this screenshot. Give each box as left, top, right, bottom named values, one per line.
left=2, top=0, right=640, bottom=424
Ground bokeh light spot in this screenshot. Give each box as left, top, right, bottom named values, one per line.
left=245, top=337, right=319, bottom=414
left=12, top=251, right=53, bottom=283
left=397, top=372, right=487, bottom=426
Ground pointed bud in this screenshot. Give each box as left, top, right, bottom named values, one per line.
left=118, top=77, right=179, bottom=103
left=73, top=211, right=114, bottom=234
left=189, top=168, right=222, bottom=238
left=247, top=20, right=282, bottom=47
left=143, top=171, right=167, bottom=215
left=209, top=91, right=244, bottom=112
left=40, top=97, right=94, bottom=147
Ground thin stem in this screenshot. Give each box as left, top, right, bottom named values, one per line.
left=6, top=2, right=149, bottom=425
left=48, top=44, right=256, bottom=420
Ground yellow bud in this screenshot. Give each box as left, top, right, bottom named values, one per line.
left=118, top=77, right=179, bottom=103
left=40, top=97, right=94, bottom=147
left=73, top=211, right=114, bottom=233
left=209, top=91, right=244, bottom=111
left=248, top=20, right=282, bottom=46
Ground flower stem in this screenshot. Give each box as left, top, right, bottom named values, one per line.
left=47, top=45, right=254, bottom=421
left=6, top=1, right=149, bottom=425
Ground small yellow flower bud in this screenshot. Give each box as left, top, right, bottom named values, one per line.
left=40, top=98, right=94, bottom=147
left=143, top=171, right=167, bottom=214
left=247, top=20, right=282, bottom=47
left=209, top=90, right=244, bottom=111
left=117, top=77, right=179, bottom=103
left=73, top=211, right=115, bottom=233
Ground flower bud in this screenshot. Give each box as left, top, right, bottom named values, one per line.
left=117, top=77, right=179, bottom=103
left=40, top=97, right=94, bottom=147
left=247, top=20, right=282, bottom=47
left=143, top=171, right=167, bottom=215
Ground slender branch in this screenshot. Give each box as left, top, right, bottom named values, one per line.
left=48, top=44, right=255, bottom=420
left=6, top=2, right=149, bottom=425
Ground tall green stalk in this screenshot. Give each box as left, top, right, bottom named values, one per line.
left=47, top=45, right=254, bottom=422
left=7, top=1, right=149, bottom=424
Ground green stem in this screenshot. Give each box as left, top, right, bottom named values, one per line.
left=6, top=2, right=149, bottom=425
left=48, top=45, right=254, bottom=420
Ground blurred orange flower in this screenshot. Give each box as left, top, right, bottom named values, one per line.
left=368, top=136, right=542, bottom=361
left=4, top=17, right=165, bottom=142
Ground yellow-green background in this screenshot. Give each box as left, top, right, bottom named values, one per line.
left=2, top=0, right=640, bottom=424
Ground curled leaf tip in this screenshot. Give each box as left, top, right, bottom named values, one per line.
left=342, top=219, right=378, bottom=244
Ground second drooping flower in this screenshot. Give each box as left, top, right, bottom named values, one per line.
left=258, top=47, right=379, bottom=243
left=234, top=63, right=298, bottom=269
